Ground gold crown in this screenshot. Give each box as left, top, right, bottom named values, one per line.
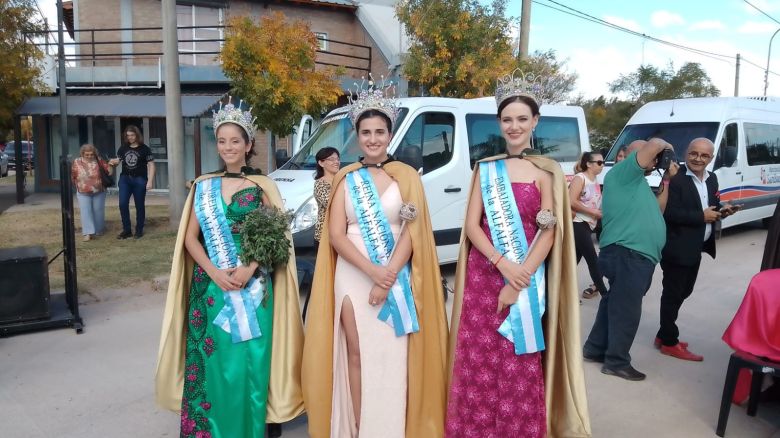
left=213, top=96, right=256, bottom=138
left=347, top=74, right=400, bottom=127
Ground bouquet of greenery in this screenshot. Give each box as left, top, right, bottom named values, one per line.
left=240, top=206, right=294, bottom=270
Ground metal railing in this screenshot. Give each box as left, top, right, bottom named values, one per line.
left=34, top=25, right=372, bottom=74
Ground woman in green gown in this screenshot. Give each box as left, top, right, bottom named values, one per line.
left=155, top=101, right=305, bottom=437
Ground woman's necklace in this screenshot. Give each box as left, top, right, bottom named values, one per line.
left=360, top=155, right=394, bottom=168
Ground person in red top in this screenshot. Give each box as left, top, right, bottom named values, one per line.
left=71, top=144, right=113, bottom=242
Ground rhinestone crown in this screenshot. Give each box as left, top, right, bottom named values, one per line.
left=495, top=69, right=560, bottom=107
left=213, top=96, right=256, bottom=139
left=347, top=74, right=400, bottom=127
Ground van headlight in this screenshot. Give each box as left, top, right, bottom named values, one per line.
left=290, top=195, right=318, bottom=234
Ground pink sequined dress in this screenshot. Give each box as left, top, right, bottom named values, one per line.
left=446, top=182, right=546, bottom=438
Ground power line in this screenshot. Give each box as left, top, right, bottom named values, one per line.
left=741, top=56, right=780, bottom=77
left=534, top=0, right=733, bottom=63
left=533, top=0, right=780, bottom=78
left=743, top=0, right=780, bottom=26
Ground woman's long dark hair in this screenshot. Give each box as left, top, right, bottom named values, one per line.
left=314, top=147, right=340, bottom=179
left=497, top=95, right=540, bottom=118
left=575, top=151, right=603, bottom=173
left=124, top=125, right=144, bottom=145
left=355, top=109, right=393, bottom=132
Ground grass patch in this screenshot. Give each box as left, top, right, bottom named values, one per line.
left=0, top=170, right=33, bottom=186
left=0, top=204, right=176, bottom=295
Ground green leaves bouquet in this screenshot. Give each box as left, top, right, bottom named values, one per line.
left=240, top=206, right=294, bottom=269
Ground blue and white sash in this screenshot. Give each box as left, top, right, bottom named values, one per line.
left=479, top=160, right=546, bottom=354
left=194, top=177, right=266, bottom=343
left=346, top=168, right=419, bottom=337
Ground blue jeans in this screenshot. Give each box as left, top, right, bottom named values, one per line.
left=118, top=175, right=147, bottom=233
left=583, top=244, right=656, bottom=369
left=76, top=191, right=106, bottom=236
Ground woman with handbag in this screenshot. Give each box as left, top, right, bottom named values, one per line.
left=71, top=144, right=113, bottom=242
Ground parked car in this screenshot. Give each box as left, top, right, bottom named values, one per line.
left=0, top=151, right=8, bottom=177
left=4, top=141, right=35, bottom=171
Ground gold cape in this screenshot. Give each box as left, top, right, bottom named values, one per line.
left=448, top=154, right=592, bottom=438
left=154, top=173, right=305, bottom=423
left=301, top=161, right=449, bottom=438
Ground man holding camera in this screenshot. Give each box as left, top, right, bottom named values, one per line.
left=584, top=137, right=678, bottom=381
left=655, top=138, right=738, bottom=361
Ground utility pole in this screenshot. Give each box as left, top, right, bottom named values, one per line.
left=162, top=0, right=185, bottom=228
left=765, top=28, right=780, bottom=97
left=518, top=0, right=531, bottom=59
left=735, top=53, right=740, bottom=97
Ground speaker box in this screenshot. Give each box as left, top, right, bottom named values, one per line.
left=0, top=246, right=50, bottom=324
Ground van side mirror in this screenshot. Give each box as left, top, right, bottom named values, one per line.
left=275, top=149, right=290, bottom=169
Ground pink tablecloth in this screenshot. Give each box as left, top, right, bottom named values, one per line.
left=722, top=269, right=780, bottom=362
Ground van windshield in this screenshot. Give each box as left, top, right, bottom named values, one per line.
left=281, top=108, right=408, bottom=170
left=466, top=114, right=583, bottom=168
left=607, top=122, right=719, bottom=162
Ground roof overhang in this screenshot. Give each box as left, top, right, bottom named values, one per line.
left=16, top=94, right=224, bottom=118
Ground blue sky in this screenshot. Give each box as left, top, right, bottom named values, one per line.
left=37, top=0, right=780, bottom=99
left=505, top=0, right=780, bottom=99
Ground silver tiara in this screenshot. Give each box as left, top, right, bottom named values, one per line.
left=213, top=96, right=256, bottom=139
left=347, top=74, right=400, bottom=127
left=495, top=69, right=559, bottom=107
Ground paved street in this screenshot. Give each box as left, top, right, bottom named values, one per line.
left=0, top=202, right=778, bottom=436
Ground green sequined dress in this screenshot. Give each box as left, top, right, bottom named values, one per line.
left=181, top=185, right=274, bottom=438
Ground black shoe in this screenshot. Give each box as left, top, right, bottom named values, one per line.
left=134, top=231, right=144, bottom=239
left=583, top=352, right=605, bottom=363
left=117, top=230, right=132, bottom=240
left=601, top=365, right=646, bottom=381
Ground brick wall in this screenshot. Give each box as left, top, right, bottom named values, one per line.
left=76, top=0, right=123, bottom=66
left=227, top=1, right=390, bottom=77
left=131, top=0, right=164, bottom=66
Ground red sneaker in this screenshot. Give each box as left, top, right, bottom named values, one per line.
left=660, top=343, right=703, bottom=361
left=654, top=337, right=688, bottom=349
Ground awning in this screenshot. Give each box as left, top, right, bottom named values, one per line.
left=16, top=94, right=224, bottom=118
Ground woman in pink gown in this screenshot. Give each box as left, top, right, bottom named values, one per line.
left=446, top=75, right=591, bottom=438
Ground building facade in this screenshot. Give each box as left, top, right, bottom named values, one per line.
left=20, top=0, right=404, bottom=192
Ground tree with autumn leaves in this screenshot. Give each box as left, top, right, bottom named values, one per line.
left=220, top=12, right=342, bottom=138
left=0, top=0, right=46, bottom=138
left=397, top=0, right=515, bottom=98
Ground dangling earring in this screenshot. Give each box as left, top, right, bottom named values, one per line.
left=531, top=128, right=536, bottom=150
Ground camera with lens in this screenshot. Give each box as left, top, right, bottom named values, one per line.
left=655, top=148, right=676, bottom=171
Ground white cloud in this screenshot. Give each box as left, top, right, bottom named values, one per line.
left=568, top=46, right=642, bottom=98
left=651, top=10, right=685, bottom=28
left=689, top=20, right=726, bottom=31
left=603, top=15, right=643, bottom=33
left=737, top=21, right=780, bottom=34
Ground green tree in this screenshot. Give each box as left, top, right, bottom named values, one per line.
left=576, top=95, right=637, bottom=151
left=220, top=13, right=342, bottom=137
left=579, top=62, right=720, bottom=151
left=0, top=0, right=46, bottom=134
left=515, top=49, right=577, bottom=104
left=397, top=0, right=515, bottom=97
left=609, top=62, right=720, bottom=105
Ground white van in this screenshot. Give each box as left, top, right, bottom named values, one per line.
left=602, top=96, right=780, bottom=228
left=272, top=96, right=590, bottom=265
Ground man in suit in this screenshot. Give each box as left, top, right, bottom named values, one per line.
left=656, top=137, right=738, bottom=361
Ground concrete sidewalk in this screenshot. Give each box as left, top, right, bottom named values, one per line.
left=0, top=193, right=778, bottom=436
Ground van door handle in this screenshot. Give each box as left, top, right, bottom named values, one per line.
left=444, top=187, right=461, bottom=193
left=735, top=171, right=742, bottom=175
